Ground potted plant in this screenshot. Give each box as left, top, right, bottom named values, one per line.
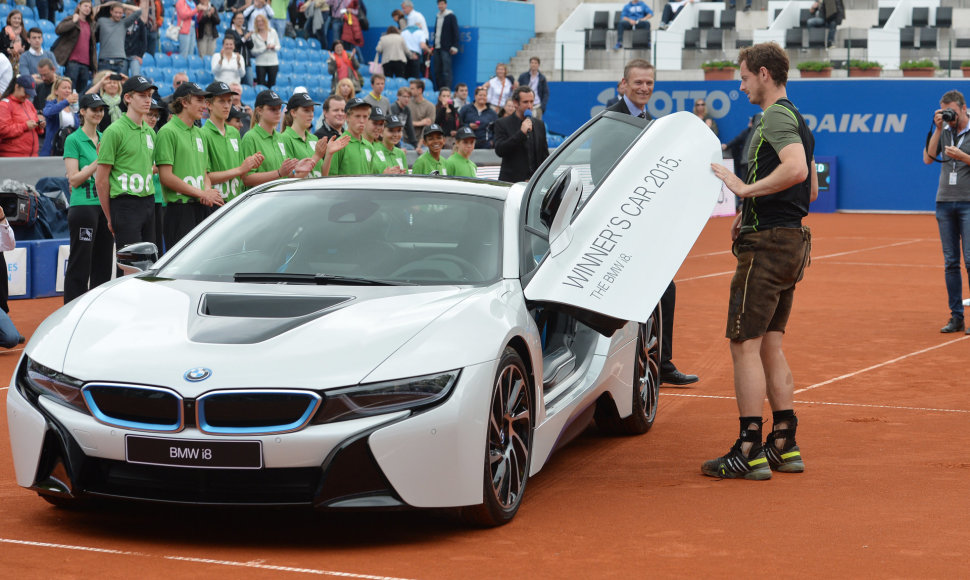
left=797, top=60, right=833, bottom=78
left=702, top=60, right=736, bottom=80
left=900, top=59, right=937, bottom=78
left=848, top=60, right=882, bottom=78
left=961, top=60, right=970, bottom=78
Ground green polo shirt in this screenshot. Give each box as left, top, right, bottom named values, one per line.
left=98, top=114, right=156, bottom=198
left=63, top=129, right=102, bottom=206
left=202, top=120, right=244, bottom=201
left=412, top=152, right=448, bottom=175
left=241, top=124, right=287, bottom=190
left=371, top=142, right=408, bottom=174
left=155, top=116, right=209, bottom=204
left=281, top=127, right=323, bottom=177
left=328, top=132, right=374, bottom=176
left=444, top=152, right=477, bottom=178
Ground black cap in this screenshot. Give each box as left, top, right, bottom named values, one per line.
left=385, top=114, right=405, bottom=129
left=369, top=106, right=386, bottom=121
left=205, top=81, right=238, bottom=97
left=345, top=97, right=371, bottom=113
left=424, top=123, right=444, bottom=137
left=254, top=89, right=284, bottom=107
left=172, top=81, right=212, bottom=100
left=228, top=105, right=246, bottom=121
left=455, top=125, right=476, bottom=141
left=122, top=75, right=157, bottom=95
left=79, top=93, right=107, bottom=110
left=149, top=92, right=165, bottom=110
left=287, top=92, right=319, bottom=109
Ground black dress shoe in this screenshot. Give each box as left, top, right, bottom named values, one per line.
left=660, top=369, right=699, bottom=385
left=941, top=317, right=965, bottom=333
left=17, top=335, right=25, bottom=344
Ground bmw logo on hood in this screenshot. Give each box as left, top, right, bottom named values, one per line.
left=184, top=367, right=212, bottom=382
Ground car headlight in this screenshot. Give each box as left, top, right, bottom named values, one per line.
left=312, top=370, right=459, bottom=424
left=18, top=357, right=88, bottom=413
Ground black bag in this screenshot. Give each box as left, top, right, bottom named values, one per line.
left=51, top=125, right=77, bottom=157
left=358, top=0, right=368, bottom=30
left=0, top=180, right=41, bottom=227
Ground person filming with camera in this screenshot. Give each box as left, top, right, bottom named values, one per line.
left=923, top=90, right=970, bottom=335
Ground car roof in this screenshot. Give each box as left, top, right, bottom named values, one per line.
left=267, top=175, right=512, bottom=201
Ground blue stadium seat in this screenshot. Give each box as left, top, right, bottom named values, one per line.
left=0, top=4, right=11, bottom=18
left=307, top=38, right=321, bottom=50
left=294, top=37, right=307, bottom=49
left=38, top=20, right=55, bottom=35
left=141, top=66, right=159, bottom=82
left=187, top=55, right=204, bottom=69
left=160, top=38, right=178, bottom=54
left=171, top=54, right=189, bottom=70
left=241, top=84, right=255, bottom=104
left=155, top=52, right=172, bottom=68
left=23, top=19, right=36, bottom=32
left=142, top=53, right=155, bottom=68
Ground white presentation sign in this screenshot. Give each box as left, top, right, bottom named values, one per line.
left=5, top=248, right=28, bottom=297
left=56, top=244, right=70, bottom=293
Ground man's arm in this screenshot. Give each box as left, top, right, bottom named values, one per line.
left=96, top=164, right=114, bottom=233
left=810, top=157, right=818, bottom=202
left=711, top=142, right=808, bottom=199
left=158, top=165, right=224, bottom=207
left=923, top=110, right=945, bottom=164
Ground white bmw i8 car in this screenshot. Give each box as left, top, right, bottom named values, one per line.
left=7, top=111, right=720, bottom=525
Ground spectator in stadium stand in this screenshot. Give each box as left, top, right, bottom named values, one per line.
left=493, top=86, right=549, bottom=183
left=241, top=89, right=304, bottom=190
left=807, top=0, right=845, bottom=49
left=20, top=28, right=57, bottom=78
left=32, top=59, right=58, bottom=109
left=389, top=85, right=416, bottom=148
left=227, top=104, right=246, bottom=133
left=400, top=0, right=427, bottom=33
left=0, top=52, right=12, bottom=95
left=375, top=26, right=409, bottom=80
left=175, top=0, right=199, bottom=57
left=40, top=76, right=79, bottom=157
left=299, top=0, right=330, bottom=53
left=393, top=9, right=428, bottom=80
left=339, top=0, right=364, bottom=50
left=411, top=123, right=446, bottom=175
left=328, top=0, right=349, bottom=48
left=62, top=93, right=112, bottom=304
left=332, top=77, right=355, bottom=105
left=372, top=114, right=408, bottom=174
left=281, top=91, right=349, bottom=178
left=251, top=14, right=280, bottom=89
left=486, top=62, right=514, bottom=115
left=434, top=86, right=459, bottom=147
left=659, top=0, right=696, bottom=30
left=95, top=75, right=159, bottom=248
left=97, top=0, right=146, bottom=75
left=430, top=0, right=459, bottom=92
left=87, top=70, right=127, bottom=132
left=408, top=78, right=435, bottom=152
left=201, top=81, right=264, bottom=203
left=123, top=1, right=150, bottom=77
left=498, top=97, right=516, bottom=118
left=54, top=0, right=98, bottom=94
left=328, top=40, right=362, bottom=93
left=517, top=57, right=549, bottom=121
left=0, top=207, right=25, bottom=348
left=212, top=37, right=247, bottom=85
left=453, top=82, right=468, bottom=110
left=444, top=125, right=477, bottom=178
left=196, top=0, right=221, bottom=57
left=458, top=85, right=497, bottom=149
left=327, top=96, right=375, bottom=175
left=243, top=0, right=275, bottom=32
left=363, top=73, right=391, bottom=116
left=0, top=76, right=44, bottom=157
left=269, top=0, right=289, bottom=42
left=227, top=11, right=255, bottom=85
left=1, top=10, right=28, bottom=59
left=615, top=0, right=652, bottom=51
left=147, top=0, right=162, bottom=57
left=314, top=94, right=347, bottom=140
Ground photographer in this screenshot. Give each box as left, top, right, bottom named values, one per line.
left=0, top=205, right=25, bottom=348
left=923, top=90, right=970, bottom=334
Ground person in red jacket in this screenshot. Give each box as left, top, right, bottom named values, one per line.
left=0, top=75, right=44, bottom=157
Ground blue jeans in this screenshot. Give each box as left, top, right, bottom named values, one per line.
left=618, top=19, right=651, bottom=44
left=328, top=18, right=343, bottom=51
left=272, top=18, right=287, bottom=41
left=179, top=31, right=197, bottom=57
left=65, top=60, right=93, bottom=94
left=128, top=56, right=142, bottom=77
left=936, top=201, right=970, bottom=319
left=0, top=309, right=21, bottom=348
left=432, top=49, right=452, bottom=91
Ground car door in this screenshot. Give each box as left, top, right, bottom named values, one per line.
left=521, top=111, right=723, bottom=336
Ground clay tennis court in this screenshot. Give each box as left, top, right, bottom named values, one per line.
left=1, top=212, right=967, bottom=578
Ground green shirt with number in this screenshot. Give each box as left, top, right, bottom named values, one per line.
left=202, top=120, right=244, bottom=201
left=412, top=152, right=447, bottom=175
left=63, top=129, right=102, bottom=206
left=155, top=116, right=209, bottom=204
left=328, top=132, right=374, bottom=176
left=371, top=142, right=408, bottom=174
left=444, top=152, right=477, bottom=178
left=281, top=127, right=323, bottom=177
left=98, top=114, right=156, bottom=198
left=241, top=124, right=287, bottom=190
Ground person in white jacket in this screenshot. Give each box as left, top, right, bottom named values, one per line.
left=250, top=14, right=280, bottom=89
left=211, top=36, right=246, bottom=86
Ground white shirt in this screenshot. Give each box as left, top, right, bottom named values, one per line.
left=0, top=222, right=15, bottom=252
left=0, top=53, right=13, bottom=96
left=401, top=26, right=427, bottom=54
left=243, top=4, right=275, bottom=32
left=405, top=9, right=427, bottom=33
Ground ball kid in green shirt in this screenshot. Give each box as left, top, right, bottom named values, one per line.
left=411, top=123, right=448, bottom=175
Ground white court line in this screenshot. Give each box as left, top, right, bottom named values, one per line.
left=794, top=334, right=970, bottom=394
left=663, top=393, right=970, bottom=414
left=822, top=261, right=939, bottom=268
left=0, top=538, right=415, bottom=580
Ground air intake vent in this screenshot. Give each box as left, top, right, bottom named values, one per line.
left=201, top=294, right=351, bottom=318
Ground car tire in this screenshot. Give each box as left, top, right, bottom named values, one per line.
left=595, top=306, right=661, bottom=436
left=461, top=347, right=533, bottom=527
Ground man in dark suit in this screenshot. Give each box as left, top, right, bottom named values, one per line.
left=606, top=58, right=698, bottom=386
left=494, top=86, right=550, bottom=183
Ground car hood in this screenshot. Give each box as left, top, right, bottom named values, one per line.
left=49, top=277, right=487, bottom=395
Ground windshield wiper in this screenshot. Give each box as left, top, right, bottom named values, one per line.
left=233, top=273, right=410, bottom=286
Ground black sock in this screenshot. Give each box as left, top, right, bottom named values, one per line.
left=772, top=409, right=796, bottom=425
left=739, top=416, right=762, bottom=441
left=770, top=410, right=797, bottom=449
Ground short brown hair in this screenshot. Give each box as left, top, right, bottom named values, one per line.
left=941, top=90, right=966, bottom=108
left=738, top=42, right=789, bottom=86
left=623, top=59, right=654, bottom=81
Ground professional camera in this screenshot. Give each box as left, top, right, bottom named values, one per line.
left=941, top=108, right=957, bottom=124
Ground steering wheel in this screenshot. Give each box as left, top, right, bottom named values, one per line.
left=391, top=253, right=485, bottom=281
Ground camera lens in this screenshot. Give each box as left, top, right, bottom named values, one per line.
left=941, top=109, right=957, bottom=123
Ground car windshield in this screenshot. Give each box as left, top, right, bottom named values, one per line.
left=156, top=188, right=504, bottom=286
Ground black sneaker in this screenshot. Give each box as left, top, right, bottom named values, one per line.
left=701, top=440, right=771, bottom=480
left=764, top=435, right=805, bottom=473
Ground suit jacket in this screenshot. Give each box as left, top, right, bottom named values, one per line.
left=493, top=113, right=549, bottom=183
left=606, top=97, right=653, bottom=120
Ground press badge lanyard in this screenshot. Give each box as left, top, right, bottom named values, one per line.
left=950, top=128, right=968, bottom=185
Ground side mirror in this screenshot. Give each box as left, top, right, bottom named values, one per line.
left=116, top=242, right=159, bottom=275
left=540, top=167, right=583, bottom=256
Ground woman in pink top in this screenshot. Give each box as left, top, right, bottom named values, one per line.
left=53, top=0, right=98, bottom=93
left=176, top=0, right=199, bottom=57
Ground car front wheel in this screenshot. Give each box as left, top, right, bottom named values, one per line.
left=595, top=307, right=661, bottom=435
